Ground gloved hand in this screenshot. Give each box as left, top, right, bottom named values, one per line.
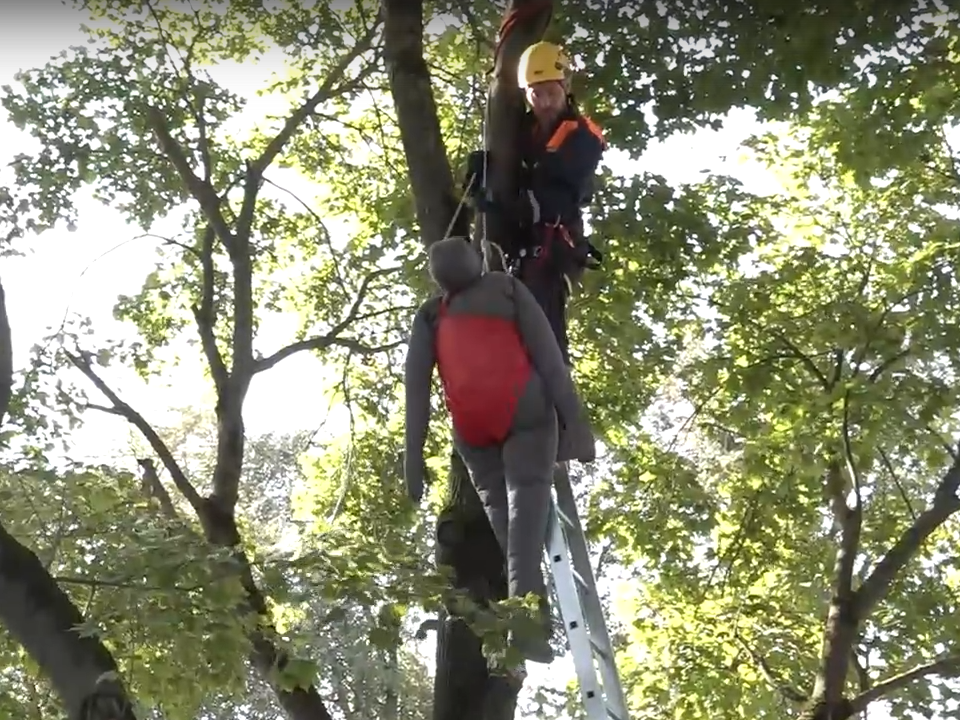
left=580, top=241, right=603, bottom=269
left=404, top=450, right=429, bottom=502
left=463, top=150, right=490, bottom=197
left=557, top=410, right=597, bottom=463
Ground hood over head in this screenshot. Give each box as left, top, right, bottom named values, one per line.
left=428, top=237, right=483, bottom=293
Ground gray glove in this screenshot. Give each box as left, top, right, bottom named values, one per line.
left=557, top=412, right=597, bottom=463
left=404, top=451, right=428, bottom=502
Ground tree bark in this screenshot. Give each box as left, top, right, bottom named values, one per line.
left=383, top=2, right=552, bottom=720
left=480, top=0, right=553, bottom=268
left=0, top=277, right=138, bottom=719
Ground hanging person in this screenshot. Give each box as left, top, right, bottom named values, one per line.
left=464, top=40, right=607, bottom=366
left=403, top=237, right=596, bottom=663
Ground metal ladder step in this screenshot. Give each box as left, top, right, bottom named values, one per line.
left=544, top=463, right=630, bottom=720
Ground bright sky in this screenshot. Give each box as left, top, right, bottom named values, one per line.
left=0, top=3, right=906, bottom=720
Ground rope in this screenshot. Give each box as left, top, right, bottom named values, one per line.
left=441, top=187, right=471, bottom=242
left=479, top=104, right=494, bottom=272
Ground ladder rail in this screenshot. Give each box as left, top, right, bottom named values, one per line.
left=545, top=463, right=630, bottom=720
left=553, top=466, right=630, bottom=718
left=546, top=505, right=616, bottom=719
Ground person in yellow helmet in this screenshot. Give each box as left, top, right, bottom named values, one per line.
left=465, top=40, right=607, bottom=367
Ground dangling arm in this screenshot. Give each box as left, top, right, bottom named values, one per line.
left=510, top=277, right=585, bottom=428
left=404, top=301, right=438, bottom=500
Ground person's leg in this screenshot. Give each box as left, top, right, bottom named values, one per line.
left=518, top=260, right=571, bottom=366
left=502, top=406, right=559, bottom=662
left=454, top=437, right=509, bottom=555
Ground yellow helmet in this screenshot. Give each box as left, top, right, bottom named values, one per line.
left=517, top=41, right=571, bottom=88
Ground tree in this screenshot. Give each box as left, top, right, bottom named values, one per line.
left=4, top=1, right=960, bottom=719
left=1, top=1, right=432, bottom=718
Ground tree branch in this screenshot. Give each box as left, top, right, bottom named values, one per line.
left=0, top=277, right=11, bottom=425
left=190, top=225, right=228, bottom=396
left=144, top=106, right=235, bottom=252
left=879, top=447, right=918, bottom=520
left=253, top=18, right=381, bottom=179
left=257, top=336, right=403, bottom=374
left=235, top=16, right=382, bottom=243
left=852, top=649, right=870, bottom=694
left=65, top=351, right=205, bottom=516
left=837, top=395, right=863, bottom=600
left=854, top=452, right=960, bottom=617
left=137, top=458, right=179, bottom=520
left=481, top=0, right=553, bottom=262
left=382, top=0, right=468, bottom=246
left=848, top=654, right=960, bottom=713
left=0, top=276, right=137, bottom=717
left=775, top=331, right=831, bottom=389
left=733, top=631, right=808, bottom=704
left=815, top=454, right=862, bottom=705
left=253, top=266, right=404, bottom=374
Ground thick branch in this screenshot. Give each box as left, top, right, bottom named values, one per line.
left=836, top=393, right=863, bottom=600
left=382, top=0, right=467, bottom=245
left=482, top=0, right=553, bottom=257
left=0, top=278, right=11, bottom=422
left=145, top=106, right=235, bottom=251
left=66, top=351, right=205, bottom=515
left=854, top=453, right=960, bottom=617
left=0, top=523, right=136, bottom=719
left=848, top=654, right=960, bottom=713
left=191, top=225, right=228, bottom=396
left=254, top=266, right=404, bottom=374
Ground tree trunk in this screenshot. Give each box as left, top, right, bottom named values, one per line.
left=0, top=277, right=138, bottom=719
left=383, top=2, right=553, bottom=719
left=480, top=0, right=553, bottom=272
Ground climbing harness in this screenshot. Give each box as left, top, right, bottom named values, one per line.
left=545, top=463, right=629, bottom=720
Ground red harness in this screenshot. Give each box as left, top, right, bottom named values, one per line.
left=435, top=296, right=532, bottom=446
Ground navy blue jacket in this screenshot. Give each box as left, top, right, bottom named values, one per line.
left=518, top=101, right=607, bottom=228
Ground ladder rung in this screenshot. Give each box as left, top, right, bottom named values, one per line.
left=555, top=506, right=576, bottom=530
left=571, top=567, right=591, bottom=592
left=589, top=635, right=611, bottom=660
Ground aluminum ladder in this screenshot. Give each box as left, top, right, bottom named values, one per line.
left=544, top=463, right=630, bottom=720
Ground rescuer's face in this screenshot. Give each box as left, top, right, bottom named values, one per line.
left=526, top=80, right=566, bottom=118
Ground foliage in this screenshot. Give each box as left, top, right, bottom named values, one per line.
left=0, top=1, right=960, bottom=719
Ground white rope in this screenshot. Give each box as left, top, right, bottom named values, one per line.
left=441, top=183, right=472, bottom=242
left=479, top=102, right=495, bottom=272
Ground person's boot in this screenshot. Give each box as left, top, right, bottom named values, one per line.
left=512, top=594, right=554, bottom=664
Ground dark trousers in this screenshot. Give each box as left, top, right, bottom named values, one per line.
left=518, top=264, right=569, bottom=365
left=510, top=224, right=574, bottom=365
